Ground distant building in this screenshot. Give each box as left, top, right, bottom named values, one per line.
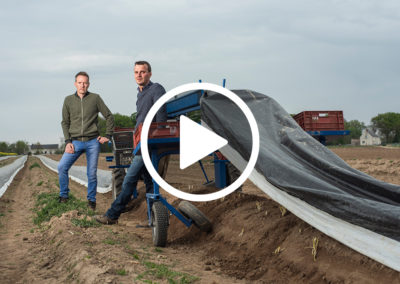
left=351, top=139, right=360, bottom=146
left=360, top=129, right=381, bottom=146
left=30, top=144, right=59, bottom=154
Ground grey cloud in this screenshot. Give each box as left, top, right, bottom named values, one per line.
left=1, top=0, right=399, bottom=143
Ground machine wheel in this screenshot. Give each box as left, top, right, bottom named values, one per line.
left=178, top=201, right=212, bottom=232
left=151, top=201, right=169, bottom=247
left=112, top=168, right=126, bottom=200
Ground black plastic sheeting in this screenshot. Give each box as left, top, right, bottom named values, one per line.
left=201, top=90, right=400, bottom=242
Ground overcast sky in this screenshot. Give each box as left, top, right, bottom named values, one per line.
left=1, top=0, right=399, bottom=144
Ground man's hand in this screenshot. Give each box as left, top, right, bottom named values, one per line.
left=65, top=143, right=74, bottom=154
left=97, top=136, right=110, bottom=144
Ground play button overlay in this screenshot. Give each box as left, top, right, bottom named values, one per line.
left=180, top=115, right=227, bottom=170
left=141, top=82, right=260, bottom=202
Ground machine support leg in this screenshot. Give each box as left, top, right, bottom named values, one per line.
left=198, top=160, right=211, bottom=184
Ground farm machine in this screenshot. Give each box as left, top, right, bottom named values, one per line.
left=106, top=87, right=230, bottom=246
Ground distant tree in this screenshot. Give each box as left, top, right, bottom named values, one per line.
left=371, top=112, right=400, bottom=143
left=345, top=120, right=366, bottom=139
left=34, top=142, right=42, bottom=154
left=98, top=113, right=136, bottom=136
left=8, top=143, right=16, bottom=153
left=0, top=141, right=9, bottom=152
left=114, top=113, right=135, bottom=128
left=15, top=141, right=29, bottom=155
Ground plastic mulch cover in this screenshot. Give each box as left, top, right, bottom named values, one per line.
left=200, top=90, right=400, bottom=241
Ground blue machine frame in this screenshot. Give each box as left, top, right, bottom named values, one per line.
left=306, top=130, right=350, bottom=145
left=107, top=81, right=230, bottom=231
left=134, top=138, right=193, bottom=227
left=166, top=90, right=202, bottom=118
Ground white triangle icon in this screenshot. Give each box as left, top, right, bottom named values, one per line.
left=180, top=115, right=228, bottom=170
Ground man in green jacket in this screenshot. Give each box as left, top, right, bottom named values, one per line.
left=58, top=71, right=114, bottom=210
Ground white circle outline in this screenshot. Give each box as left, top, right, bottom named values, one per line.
left=141, top=82, right=259, bottom=202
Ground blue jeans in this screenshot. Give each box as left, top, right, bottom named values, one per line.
left=58, top=138, right=100, bottom=202
left=106, top=155, right=153, bottom=220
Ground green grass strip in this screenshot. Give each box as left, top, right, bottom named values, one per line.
left=33, top=192, right=94, bottom=226
left=29, top=162, right=41, bottom=170
left=136, top=261, right=199, bottom=283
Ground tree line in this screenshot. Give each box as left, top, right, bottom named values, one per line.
left=3, top=111, right=398, bottom=154
left=0, top=141, right=29, bottom=155
left=0, top=113, right=139, bottom=155
left=102, top=111, right=400, bottom=146
left=370, top=112, right=400, bottom=143
left=328, top=112, right=400, bottom=145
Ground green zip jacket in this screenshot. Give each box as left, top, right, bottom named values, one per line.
left=61, top=92, right=114, bottom=143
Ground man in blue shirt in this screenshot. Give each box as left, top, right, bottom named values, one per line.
left=95, top=61, right=167, bottom=224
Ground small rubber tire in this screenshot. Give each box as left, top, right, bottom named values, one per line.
left=112, top=168, right=126, bottom=200
left=178, top=201, right=212, bottom=232
left=151, top=201, right=169, bottom=247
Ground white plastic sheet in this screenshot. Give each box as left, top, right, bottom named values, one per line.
left=38, top=155, right=112, bottom=193
left=0, top=156, right=27, bottom=197
left=218, top=141, right=400, bottom=272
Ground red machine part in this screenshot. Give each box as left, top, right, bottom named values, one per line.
left=134, top=122, right=180, bottom=148
left=294, top=111, right=345, bottom=131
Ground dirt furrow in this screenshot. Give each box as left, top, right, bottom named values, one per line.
left=0, top=151, right=399, bottom=283
left=0, top=157, right=245, bottom=283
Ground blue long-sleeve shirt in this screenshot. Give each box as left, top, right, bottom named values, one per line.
left=135, top=81, right=167, bottom=129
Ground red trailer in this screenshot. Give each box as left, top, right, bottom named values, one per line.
left=293, top=111, right=348, bottom=144
left=294, top=111, right=345, bottom=131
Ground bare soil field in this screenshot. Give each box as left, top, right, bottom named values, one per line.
left=1, top=146, right=399, bottom=283
left=330, top=146, right=400, bottom=185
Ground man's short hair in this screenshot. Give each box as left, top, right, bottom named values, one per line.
left=135, top=61, right=151, bottom=72
left=75, top=71, right=90, bottom=81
